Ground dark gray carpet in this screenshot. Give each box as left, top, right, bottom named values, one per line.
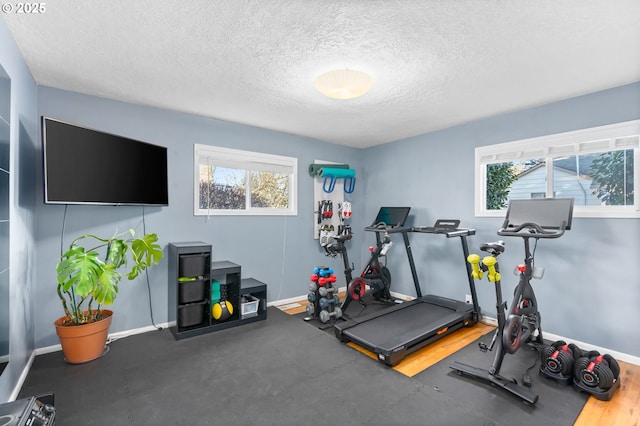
left=18, top=308, right=585, bottom=425
left=414, top=330, right=589, bottom=426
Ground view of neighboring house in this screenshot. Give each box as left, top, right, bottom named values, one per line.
left=508, top=156, right=603, bottom=205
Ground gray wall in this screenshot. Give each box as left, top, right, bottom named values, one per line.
left=34, top=86, right=365, bottom=348
left=361, top=81, right=640, bottom=358
left=0, top=18, right=38, bottom=401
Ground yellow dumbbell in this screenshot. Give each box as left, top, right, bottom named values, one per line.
left=467, top=254, right=483, bottom=280
left=482, top=256, right=501, bottom=283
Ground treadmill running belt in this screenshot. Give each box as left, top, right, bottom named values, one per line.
left=343, top=302, right=461, bottom=352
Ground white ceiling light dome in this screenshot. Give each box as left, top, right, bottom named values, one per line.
left=314, top=69, right=374, bottom=100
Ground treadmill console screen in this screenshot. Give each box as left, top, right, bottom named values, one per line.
left=372, top=207, right=411, bottom=228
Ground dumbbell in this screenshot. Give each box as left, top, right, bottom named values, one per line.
left=319, top=296, right=340, bottom=309
left=319, top=306, right=343, bottom=323
left=574, top=351, right=620, bottom=390
left=318, top=275, right=337, bottom=286
left=540, top=340, right=582, bottom=376
left=306, top=303, right=315, bottom=315
left=307, top=292, right=317, bottom=302
left=309, top=282, right=318, bottom=292
left=482, top=255, right=501, bottom=283
left=313, top=266, right=334, bottom=277
left=318, top=285, right=337, bottom=297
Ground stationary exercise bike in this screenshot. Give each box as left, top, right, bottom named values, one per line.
left=323, top=224, right=394, bottom=314
left=339, top=222, right=395, bottom=312
left=450, top=198, right=574, bottom=405
left=326, top=207, right=411, bottom=314
left=323, top=233, right=355, bottom=294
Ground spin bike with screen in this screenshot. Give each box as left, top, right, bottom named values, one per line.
left=338, top=206, right=412, bottom=312
left=450, top=198, right=574, bottom=405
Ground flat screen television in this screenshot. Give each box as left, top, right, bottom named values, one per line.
left=42, top=117, right=169, bottom=206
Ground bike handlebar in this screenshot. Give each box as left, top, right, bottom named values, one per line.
left=497, top=221, right=567, bottom=239
left=333, top=234, right=353, bottom=242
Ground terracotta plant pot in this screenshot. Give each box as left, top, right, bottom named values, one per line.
left=54, top=310, right=113, bottom=364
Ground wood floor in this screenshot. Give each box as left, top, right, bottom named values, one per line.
left=278, top=301, right=639, bottom=426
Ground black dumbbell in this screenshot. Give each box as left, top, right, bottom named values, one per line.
left=574, top=351, right=620, bottom=390
left=540, top=340, right=582, bottom=376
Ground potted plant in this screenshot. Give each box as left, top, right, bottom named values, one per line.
left=54, top=229, right=163, bottom=363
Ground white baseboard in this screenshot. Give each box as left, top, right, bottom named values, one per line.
left=542, top=330, right=640, bottom=366
left=34, top=321, right=172, bottom=357
left=479, top=315, right=640, bottom=366
left=480, top=317, right=498, bottom=327
left=266, top=294, right=308, bottom=308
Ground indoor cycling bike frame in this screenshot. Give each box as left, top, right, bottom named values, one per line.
left=339, top=224, right=409, bottom=312
left=450, top=198, right=574, bottom=405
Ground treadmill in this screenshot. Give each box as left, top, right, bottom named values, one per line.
left=333, top=208, right=480, bottom=366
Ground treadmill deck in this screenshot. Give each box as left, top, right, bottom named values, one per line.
left=336, top=296, right=477, bottom=365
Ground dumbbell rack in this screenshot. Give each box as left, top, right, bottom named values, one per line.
left=306, top=266, right=342, bottom=324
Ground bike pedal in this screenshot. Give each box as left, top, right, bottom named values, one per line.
left=522, top=375, right=532, bottom=387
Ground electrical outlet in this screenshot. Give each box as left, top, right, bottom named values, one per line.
left=465, top=294, right=473, bottom=304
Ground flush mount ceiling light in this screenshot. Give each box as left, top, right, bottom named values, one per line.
left=314, top=69, right=373, bottom=100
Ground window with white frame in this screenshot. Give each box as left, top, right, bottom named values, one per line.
left=194, top=144, right=297, bottom=216
left=475, top=120, right=640, bottom=218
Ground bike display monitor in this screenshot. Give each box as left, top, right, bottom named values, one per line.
left=502, top=198, right=574, bottom=231
left=372, top=207, right=411, bottom=228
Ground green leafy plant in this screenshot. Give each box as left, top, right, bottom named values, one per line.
left=56, top=229, right=163, bottom=326
left=486, top=162, right=517, bottom=210
left=590, top=150, right=634, bottom=206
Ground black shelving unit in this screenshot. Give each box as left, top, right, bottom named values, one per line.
left=239, top=277, right=268, bottom=321
left=168, top=242, right=267, bottom=340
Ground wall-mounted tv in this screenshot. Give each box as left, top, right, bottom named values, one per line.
left=42, top=117, right=169, bottom=206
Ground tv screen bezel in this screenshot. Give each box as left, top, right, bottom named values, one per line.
left=42, top=116, right=169, bottom=206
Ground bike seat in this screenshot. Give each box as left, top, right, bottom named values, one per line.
left=480, top=241, right=505, bottom=256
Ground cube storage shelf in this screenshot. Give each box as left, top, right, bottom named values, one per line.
left=168, top=242, right=267, bottom=340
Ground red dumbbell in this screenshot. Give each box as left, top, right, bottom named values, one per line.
left=318, top=275, right=337, bottom=286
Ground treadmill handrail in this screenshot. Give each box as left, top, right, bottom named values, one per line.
left=411, top=226, right=476, bottom=238
left=365, top=224, right=412, bottom=234
left=497, top=221, right=567, bottom=239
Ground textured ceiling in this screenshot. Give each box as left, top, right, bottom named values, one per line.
left=2, top=1, right=639, bottom=148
